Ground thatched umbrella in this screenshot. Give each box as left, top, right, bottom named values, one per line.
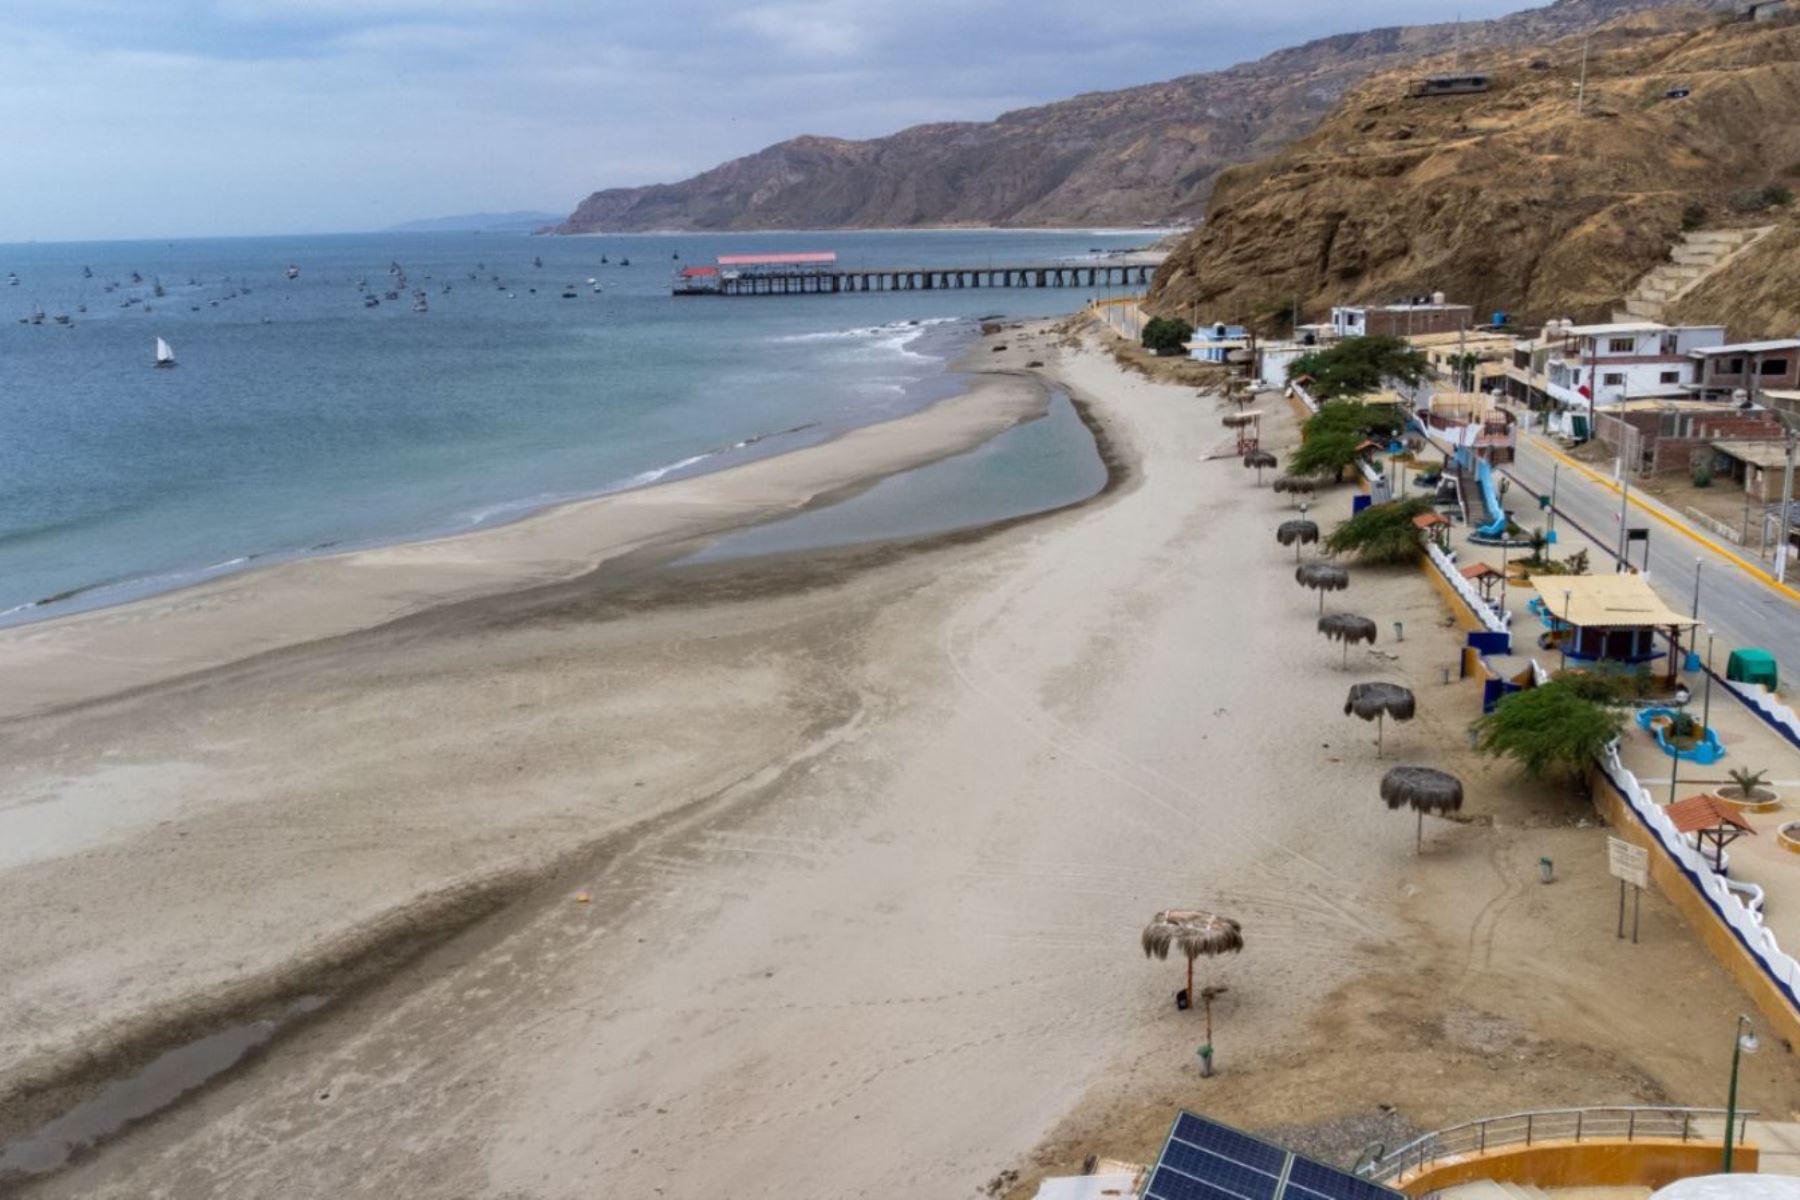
left=1276, top=518, right=1320, bottom=562
left=1381, top=765, right=1465, bottom=852
left=1318, top=611, right=1378, bottom=668
left=1296, top=560, right=1348, bottom=614
left=1142, top=910, right=1243, bottom=1052
left=1243, top=448, right=1278, bottom=484
left=1344, top=681, right=1417, bottom=757
left=1273, top=476, right=1316, bottom=508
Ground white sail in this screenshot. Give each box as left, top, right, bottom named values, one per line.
left=155, top=337, right=174, bottom=364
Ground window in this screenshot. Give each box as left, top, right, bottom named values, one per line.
left=1603, top=372, right=1626, bottom=387
left=1761, top=358, right=1790, bottom=376
left=1608, top=338, right=1635, bottom=354
left=1727, top=357, right=1747, bottom=375
left=1660, top=371, right=1681, bottom=384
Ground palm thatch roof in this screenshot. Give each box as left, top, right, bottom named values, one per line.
left=1222, top=413, right=1257, bottom=429
left=1345, top=682, right=1416, bottom=722
left=1141, top=910, right=1245, bottom=961
left=1296, top=562, right=1349, bottom=591
left=1273, top=477, right=1317, bottom=495
left=1244, top=449, right=1278, bottom=470
left=1379, top=765, right=1464, bottom=813
left=1318, top=612, right=1378, bottom=644
left=1277, top=519, right=1320, bottom=547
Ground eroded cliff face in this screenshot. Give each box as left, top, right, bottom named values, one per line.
left=1149, top=9, right=1800, bottom=331
left=555, top=0, right=1731, bottom=234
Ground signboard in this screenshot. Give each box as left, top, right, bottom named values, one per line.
left=1608, top=837, right=1649, bottom=889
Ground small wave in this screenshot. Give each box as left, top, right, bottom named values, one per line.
left=621, top=453, right=713, bottom=488
left=771, top=316, right=959, bottom=345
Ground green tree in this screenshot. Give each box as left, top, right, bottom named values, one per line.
left=1141, top=316, right=1194, bottom=356
left=1323, top=496, right=1433, bottom=563
left=1472, top=681, right=1625, bottom=784
left=1287, top=430, right=1365, bottom=482
left=1287, top=336, right=1429, bottom=401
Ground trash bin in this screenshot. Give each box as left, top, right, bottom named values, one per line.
left=1539, top=856, right=1555, bottom=884
left=1727, top=649, right=1779, bottom=691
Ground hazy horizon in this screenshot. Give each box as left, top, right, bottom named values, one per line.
left=8, top=0, right=1542, bottom=244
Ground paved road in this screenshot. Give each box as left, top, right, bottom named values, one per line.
left=1498, top=433, right=1800, bottom=690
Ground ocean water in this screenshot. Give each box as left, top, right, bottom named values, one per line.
left=0, top=228, right=1147, bottom=623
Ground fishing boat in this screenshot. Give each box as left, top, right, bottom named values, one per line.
left=7, top=273, right=18, bottom=286
left=286, top=264, right=300, bottom=280
left=533, top=255, right=543, bottom=268
left=154, top=337, right=176, bottom=368
left=560, top=285, right=578, bottom=298
left=81, top=266, right=92, bottom=279
left=619, top=257, right=630, bottom=266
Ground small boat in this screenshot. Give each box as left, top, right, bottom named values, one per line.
left=600, top=255, right=608, bottom=264
left=561, top=286, right=578, bottom=298
left=591, top=282, right=602, bottom=294
left=82, top=266, right=93, bottom=279
left=152, top=280, right=166, bottom=298
left=7, top=273, right=18, bottom=286
left=286, top=264, right=300, bottom=280
left=154, top=336, right=176, bottom=368
left=384, top=290, right=399, bottom=301
left=619, top=257, right=630, bottom=266
left=130, top=271, right=143, bottom=284
left=533, top=255, right=543, bottom=268
left=364, top=296, right=380, bottom=308
left=76, top=304, right=86, bottom=314
left=53, top=314, right=71, bottom=326
left=412, top=297, right=429, bottom=313
left=671, top=251, right=679, bottom=260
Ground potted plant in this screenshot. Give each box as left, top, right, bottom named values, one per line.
left=1666, top=711, right=1701, bottom=751
left=1715, top=767, right=1782, bottom=812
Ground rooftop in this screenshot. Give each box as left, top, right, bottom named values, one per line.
left=1563, top=321, right=1669, bottom=336
left=1712, top=439, right=1796, bottom=469
left=1534, top=573, right=1697, bottom=630
left=1692, top=340, right=1800, bottom=357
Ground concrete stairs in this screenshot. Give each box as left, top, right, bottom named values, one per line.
left=1612, top=227, right=1774, bottom=323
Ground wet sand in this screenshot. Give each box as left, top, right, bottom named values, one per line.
left=4, top=320, right=1797, bottom=1198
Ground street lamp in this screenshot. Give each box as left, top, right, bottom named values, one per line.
left=1724, top=1014, right=1759, bottom=1172
left=1560, top=588, right=1573, bottom=670
left=1702, top=629, right=1717, bottom=737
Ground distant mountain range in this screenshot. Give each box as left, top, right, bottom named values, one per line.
left=554, top=0, right=1736, bottom=234
left=388, top=211, right=564, bottom=234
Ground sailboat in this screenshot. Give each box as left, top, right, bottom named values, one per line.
left=154, top=337, right=176, bottom=368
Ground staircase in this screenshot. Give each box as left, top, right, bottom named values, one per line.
left=1613, top=226, right=1774, bottom=323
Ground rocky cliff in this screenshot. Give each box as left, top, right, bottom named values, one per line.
left=556, top=0, right=1732, bottom=234
left=1149, top=7, right=1800, bottom=330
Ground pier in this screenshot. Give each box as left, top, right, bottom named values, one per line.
left=673, top=252, right=1159, bottom=297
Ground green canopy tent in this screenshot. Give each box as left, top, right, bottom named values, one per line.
left=1727, top=649, right=1779, bottom=691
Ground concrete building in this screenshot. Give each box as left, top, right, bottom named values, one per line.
left=1688, top=339, right=1800, bottom=401
left=1519, top=321, right=1727, bottom=413
left=1330, top=299, right=1473, bottom=339
left=1186, top=322, right=1249, bottom=364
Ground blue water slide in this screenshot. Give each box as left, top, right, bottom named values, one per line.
left=1475, top=459, right=1508, bottom=537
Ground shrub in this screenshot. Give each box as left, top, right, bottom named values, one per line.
left=1694, top=464, right=1714, bottom=488
left=1681, top=201, right=1708, bottom=231
left=1552, top=669, right=1639, bottom=706
left=1324, top=496, right=1434, bottom=564
left=1141, top=316, right=1193, bottom=356
left=1473, top=680, right=1626, bottom=783
left=1287, top=430, right=1365, bottom=481
left=1729, top=185, right=1795, bottom=214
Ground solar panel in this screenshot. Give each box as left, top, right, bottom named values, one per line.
left=1145, top=1112, right=1406, bottom=1200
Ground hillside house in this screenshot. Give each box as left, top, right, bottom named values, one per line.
left=1186, top=322, right=1250, bottom=364
left=1687, top=339, right=1800, bottom=401
left=1331, top=300, right=1472, bottom=339
left=1528, top=322, right=1727, bottom=413
left=1745, top=0, right=1794, bottom=21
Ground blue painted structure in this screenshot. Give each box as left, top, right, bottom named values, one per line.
left=1187, top=323, right=1248, bottom=364
left=1636, top=706, right=1727, bottom=765
left=1475, top=459, right=1508, bottom=537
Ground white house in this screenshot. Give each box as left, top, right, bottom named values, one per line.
left=1535, top=321, right=1727, bottom=411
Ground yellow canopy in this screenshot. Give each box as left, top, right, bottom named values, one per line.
left=1534, top=573, right=1698, bottom=630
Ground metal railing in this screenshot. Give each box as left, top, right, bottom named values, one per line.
left=1359, top=1106, right=1756, bottom=1185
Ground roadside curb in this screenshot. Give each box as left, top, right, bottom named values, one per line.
left=1527, top=434, right=1800, bottom=605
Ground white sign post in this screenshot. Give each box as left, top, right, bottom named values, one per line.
left=1608, top=836, right=1650, bottom=943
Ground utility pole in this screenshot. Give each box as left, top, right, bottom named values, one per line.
left=1779, top=426, right=1798, bottom=583
left=1617, top=468, right=1632, bottom=571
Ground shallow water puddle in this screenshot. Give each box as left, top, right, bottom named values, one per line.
left=0, top=995, right=325, bottom=1179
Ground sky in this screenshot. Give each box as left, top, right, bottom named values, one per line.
left=2, top=0, right=1543, bottom=243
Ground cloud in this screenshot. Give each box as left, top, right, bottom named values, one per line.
left=0, top=0, right=1539, bottom=241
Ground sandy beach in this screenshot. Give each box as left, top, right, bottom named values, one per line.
left=4, top=319, right=1797, bottom=1198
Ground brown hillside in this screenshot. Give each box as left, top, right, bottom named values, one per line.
left=1668, top=221, right=1800, bottom=336
left=556, top=0, right=1732, bottom=233
left=1149, top=8, right=1800, bottom=331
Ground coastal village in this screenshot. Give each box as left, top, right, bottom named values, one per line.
left=18, top=2, right=1800, bottom=1199
left=1041, top=179, right=1800, bottom=1200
